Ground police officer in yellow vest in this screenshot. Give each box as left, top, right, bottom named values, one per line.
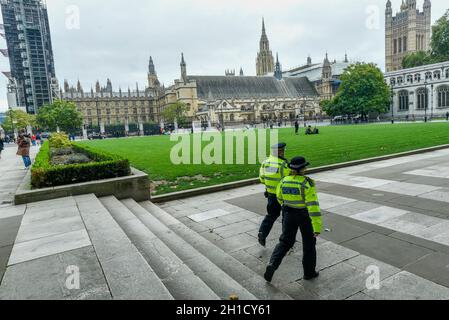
left=258, top=143, right=290, bottom=247
left=264, top=156, right=322, bottom=282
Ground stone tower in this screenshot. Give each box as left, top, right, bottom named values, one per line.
left=147, top=56, right=160, bottom=89
left=385, top=0, right=431, bottom=72
left=256, top=18, right=274, bottom=76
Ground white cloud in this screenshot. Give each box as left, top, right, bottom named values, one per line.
left=0, top=0, right=447, bottom=112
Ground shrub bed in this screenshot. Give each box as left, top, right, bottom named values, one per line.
left=32, top=139, right=131, bottom=189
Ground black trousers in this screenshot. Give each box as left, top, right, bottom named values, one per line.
left=269, top=207, right=317, bottom=277
left=259, top=195, right=282, bottom=239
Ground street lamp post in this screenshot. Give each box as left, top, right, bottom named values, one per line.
left=424, top=80, right=428, bottom=123
left=430, top=84, right=434, bottom=121
left=390, top=86, right=394, bottom=124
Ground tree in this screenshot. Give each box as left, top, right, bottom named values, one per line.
left=1, top=109, right=36, bottom=132
left=430, top=10, right=449, bottom=60
left=402, top=51, right=430, bottom=69
left=161, top=102, right=189, bottom=126
left=327, top=63, right=390, bottom=119
left=36, top=100, right=83, bottom=133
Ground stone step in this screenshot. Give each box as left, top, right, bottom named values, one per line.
left=99, top=196, right=219, bottom=300
left=139, top=201, right=293, bottom=300
left=74, top=194, right=173, bottom=300
left=121, top=198, right=258, bottom=300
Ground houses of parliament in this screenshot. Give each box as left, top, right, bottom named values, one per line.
left=62, top=19, right=351, bottom=131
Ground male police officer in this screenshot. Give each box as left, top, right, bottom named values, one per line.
left=264, top=156, right=322, bottom=282
left=258, top=143, right=290, bottom=247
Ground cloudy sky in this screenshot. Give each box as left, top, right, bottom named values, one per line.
left=0, top=0, right=447, bottom=111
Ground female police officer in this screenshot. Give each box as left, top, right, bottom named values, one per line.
left=264, top=156, right=322, bottom=282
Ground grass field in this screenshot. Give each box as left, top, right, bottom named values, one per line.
left=78, top=123, right=449, bottom=195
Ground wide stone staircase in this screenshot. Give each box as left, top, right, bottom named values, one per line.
left=1, top=194, right=293, bottom=300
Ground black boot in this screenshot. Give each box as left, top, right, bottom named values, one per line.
left=264, top=265, right=276, bottom=282
left=258, top=232, right=266, bottom=247
left=304, top=272, right=320, bottom=281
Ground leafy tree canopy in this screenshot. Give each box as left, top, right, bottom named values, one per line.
left=162, top=102, right=189, bottom=125
left=1, top=109, right=36, bottom=132
left=36, top=100, right=83, bottom=133
left=325, top=63, right=390, bottom=118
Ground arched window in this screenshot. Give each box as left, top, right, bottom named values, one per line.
left=403, top=36, right=407, bottom=52
left=397, top=76, right=403, bottom=84
left=407, top=75, right=413, bottom=83
left=414, top=74, right=421, bottom=82
left=425, top=72, right=432, bottom=80
left=390, top=78, right=396, bottom=86
left=445, top=69, right=449, bottom=79
left=437, top=86, right=449, bottom=108
left=417, top=88, right=429, bottom=110
left=230, top=114, right=235, bottom=122
left=434, top=71, right=441, bottom=80
left=398, top=90, right=409, bottom=111
left=399, top=38, right=402, bottom=53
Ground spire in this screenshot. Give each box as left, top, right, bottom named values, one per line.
left=307, top=55, right=312, bottom=66
left=262, top=17, right=266, bottom=36
left=180, top=53, right=187, bottom=83
left=149, top=56, right=156, bottom=75
left=344, top=52, right=348, bottom=63
left=274, top=53, right=282, bottom=80
left=239, top=67, right=244, bottom=76
left=95, top=80, right=101, bottom=93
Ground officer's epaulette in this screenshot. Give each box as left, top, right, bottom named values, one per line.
left=305, top=176, right=315, bottom=187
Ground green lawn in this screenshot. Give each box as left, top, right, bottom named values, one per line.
left=77, top=123, right=449, bottom=195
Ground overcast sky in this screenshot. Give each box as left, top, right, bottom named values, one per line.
left=0, top=0, right=447, bottom=112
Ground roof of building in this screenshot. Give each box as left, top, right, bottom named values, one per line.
left=283, top=61, right=350, bottom=82
left=188, top=75, right=318, bottom=100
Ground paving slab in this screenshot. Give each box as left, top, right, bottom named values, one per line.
left=364, top=271, right=449, bottom=300
left=0, top=215, right=23, bottom=247
left=15, top=215, right=85, bottom=244
left=0, top=245, right=12, bottom=283
left=0, top=246, right=111, bottom=300
left=212, top=233, right=257, bottom=253
left=188, top=209, right=231, bottom=222
left=321, top=214, right=371, bottom=244
left=0, top=205, right=26, bottom=219
left=341, top=232, right=433, bottom=268
left=419, top=189, right=449, bottom=203
left=8, top=229, right=91, bottom=266
left=350, top=206, right=409, bottom=224
left=404, top=253, right=449, bottom=288
left=328, top=201, right=382, bottom=217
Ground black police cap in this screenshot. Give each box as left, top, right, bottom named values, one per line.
left=271, top=142, right=287, bottom=149
left=288, top=156, right=310, bottom=170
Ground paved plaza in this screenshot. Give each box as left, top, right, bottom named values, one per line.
left=1, top=145, right=449, bottom=299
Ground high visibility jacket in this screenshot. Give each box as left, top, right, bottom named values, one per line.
left=259, top=155, right=290, bottom=195
left=276, top=175, right=322, bottom=234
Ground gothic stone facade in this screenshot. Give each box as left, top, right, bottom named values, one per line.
left=386, top=60, right=449, bottom=119
left=385, top=0, right=431, bottom=72
left=161, top=55, right=320, bottom=125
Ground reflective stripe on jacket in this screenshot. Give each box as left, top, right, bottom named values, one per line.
left=276, top=175, right=322, bottom=234
left=259, top=155, right=290, bottom=194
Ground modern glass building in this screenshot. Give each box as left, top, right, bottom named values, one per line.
left=1, top=0, right=56, bottom=114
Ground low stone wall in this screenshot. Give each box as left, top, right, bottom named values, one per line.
left=152, top=143, right=449, bottom=203
left=15, top=168, right=150, bottom=205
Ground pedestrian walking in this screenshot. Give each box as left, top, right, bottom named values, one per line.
left=446, top=112, right=449, bottom=121
left=264, top=156, right=322, bottom=283
left=16, top=131, right=32, bottom=169
left=294, top=120, right=299, bottom=135
left=31, top=134, right=37, bottom=147
left=258, top=143, right=290, bottom=247
left=36, top=132, right=42, bottom=146
left=0, top=136, right=4, bottom=160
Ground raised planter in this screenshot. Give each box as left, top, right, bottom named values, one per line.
left=15, top=167, right=150, bottom=205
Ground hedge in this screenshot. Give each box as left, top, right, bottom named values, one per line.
left=31, top=141, right=131, bottom=189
